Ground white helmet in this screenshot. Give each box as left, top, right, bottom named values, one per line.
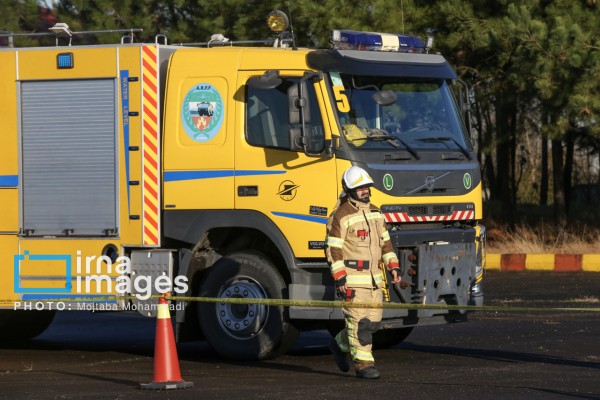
left=342, top=166, right=374, bottom=190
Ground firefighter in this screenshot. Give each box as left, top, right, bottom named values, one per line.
left=325, top=166, right=401, bottom=379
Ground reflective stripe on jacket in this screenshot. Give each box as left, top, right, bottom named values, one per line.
left=325, top=196, right=399, bottom=289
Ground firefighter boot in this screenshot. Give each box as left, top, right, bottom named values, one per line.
left=354, top=361, right=380, bottom=379
left=328, top=338, right=350, bottom=372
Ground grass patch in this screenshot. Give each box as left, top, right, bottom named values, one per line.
left=568, top=296, right=600, bottom=303
left=483, top=201, right=600, bottom=254
left=486, top=224, right=600, bottom=254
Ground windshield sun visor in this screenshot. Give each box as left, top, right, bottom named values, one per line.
left=307, top=50, right=457, bottom=80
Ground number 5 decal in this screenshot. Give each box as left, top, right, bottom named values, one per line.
left=333, top=86, right=350, bottom=113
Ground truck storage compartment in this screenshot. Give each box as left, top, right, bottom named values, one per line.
left=21, top=79, right=118, bottom=236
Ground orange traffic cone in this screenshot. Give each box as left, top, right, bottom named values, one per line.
left=140, top=296, right=193, bottom=390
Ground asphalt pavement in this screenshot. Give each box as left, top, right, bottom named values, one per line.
left=1, top=271, right=599, bottom=400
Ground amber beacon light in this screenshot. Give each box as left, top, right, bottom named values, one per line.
left=267, top=10, right=289, bottom=33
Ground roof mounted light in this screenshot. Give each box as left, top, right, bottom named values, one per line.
left=208, top=33, right=229, bottom=47
left=332, top=29, right=341, bottom=43
left=331, top=29, right=425, bottom=53
left=49, top=23, right=73, bottom=45
left=425, top=35, right=434, bottom=53
left=49, top=23, right=72, bottom=37
left=267, top=10, right=289, bottom=33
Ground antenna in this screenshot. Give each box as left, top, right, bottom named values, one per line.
left=287, top=2, right=297, bottom=50
left=401, top=0, right=405, bottom=34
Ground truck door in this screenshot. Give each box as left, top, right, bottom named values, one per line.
left=235, top=71, right=337, bottom=259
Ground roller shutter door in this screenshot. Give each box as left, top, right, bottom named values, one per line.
left=21, top=79, right=118, bottom=236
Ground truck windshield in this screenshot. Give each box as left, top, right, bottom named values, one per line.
left=328, top=72, right=471, bottom=152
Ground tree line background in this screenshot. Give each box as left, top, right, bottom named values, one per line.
left=2, top=0, right=599, bottom=235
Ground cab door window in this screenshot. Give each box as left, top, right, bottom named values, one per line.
left=246, top=77, right=324, bottom=151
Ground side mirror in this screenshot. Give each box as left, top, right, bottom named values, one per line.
left=288, top=81, right=310, bottom=125
left=287, top=73, right=325, bottom=157
left=289, top=126, right=325, bottom=154
left=289, top=127, right=303, bottom=151
left=455, top=79, right=475, bottom=139
left=372, top=89, right=397, bottom=106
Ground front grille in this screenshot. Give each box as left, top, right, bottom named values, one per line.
left=406, top=205, right=453, bottom=217
left=407, top=206, right=427, bottom=216
left=432, top=205, right=452, bottom=215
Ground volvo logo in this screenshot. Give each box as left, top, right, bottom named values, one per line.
left=405, top=172, right=450, bottom=195
left=425, top=176, right=435, bottom=192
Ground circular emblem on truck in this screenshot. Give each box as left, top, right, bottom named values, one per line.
left=181, top=83, right=224, bottom=142
left=277, top=180, right=299, bottom=201
left=425, top=176, right=435, bottom=191
left=383, top=174, right=394, bottom=191
left=463, top=173, right=472, bottom=189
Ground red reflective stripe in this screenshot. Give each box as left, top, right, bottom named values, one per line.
left=384, top=210, right=478, bottom=222
left=333, top=270, right=347, bottom=280
left=345, top=289, right=354, bottom=302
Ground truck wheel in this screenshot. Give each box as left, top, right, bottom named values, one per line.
left=373, top=327, right=413, bottom=349
left=197, top=251, right=298, bottom=360
left=0, top=310, right=56, bottom=341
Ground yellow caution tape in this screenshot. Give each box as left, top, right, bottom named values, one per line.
left=2, top=295, right=600, bottom=313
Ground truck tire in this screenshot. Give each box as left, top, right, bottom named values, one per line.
left=373, top=327, right=413, bottom=349
left=197, top=251, right=298, bottom=360
left=0, top=310, right=55, bottom=341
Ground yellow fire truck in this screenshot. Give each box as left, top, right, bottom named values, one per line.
left=0, top=12, right=485, bottom=360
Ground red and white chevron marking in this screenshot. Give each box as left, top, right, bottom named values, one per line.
left=384, top=209, right=474, bottom=223
left=141, top=45, right=160, bottom=246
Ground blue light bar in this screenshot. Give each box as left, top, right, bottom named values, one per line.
left=332, top=30, right=425, bottom=53
left=56, top=52, right=73, bottom=69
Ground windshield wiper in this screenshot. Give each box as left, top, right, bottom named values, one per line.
left=365, top=129, right=421, bottom=160
left=415, top=137, right=472, bottom=160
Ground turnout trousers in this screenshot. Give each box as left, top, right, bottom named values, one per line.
left=335, top=287, right=382, bottom=363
